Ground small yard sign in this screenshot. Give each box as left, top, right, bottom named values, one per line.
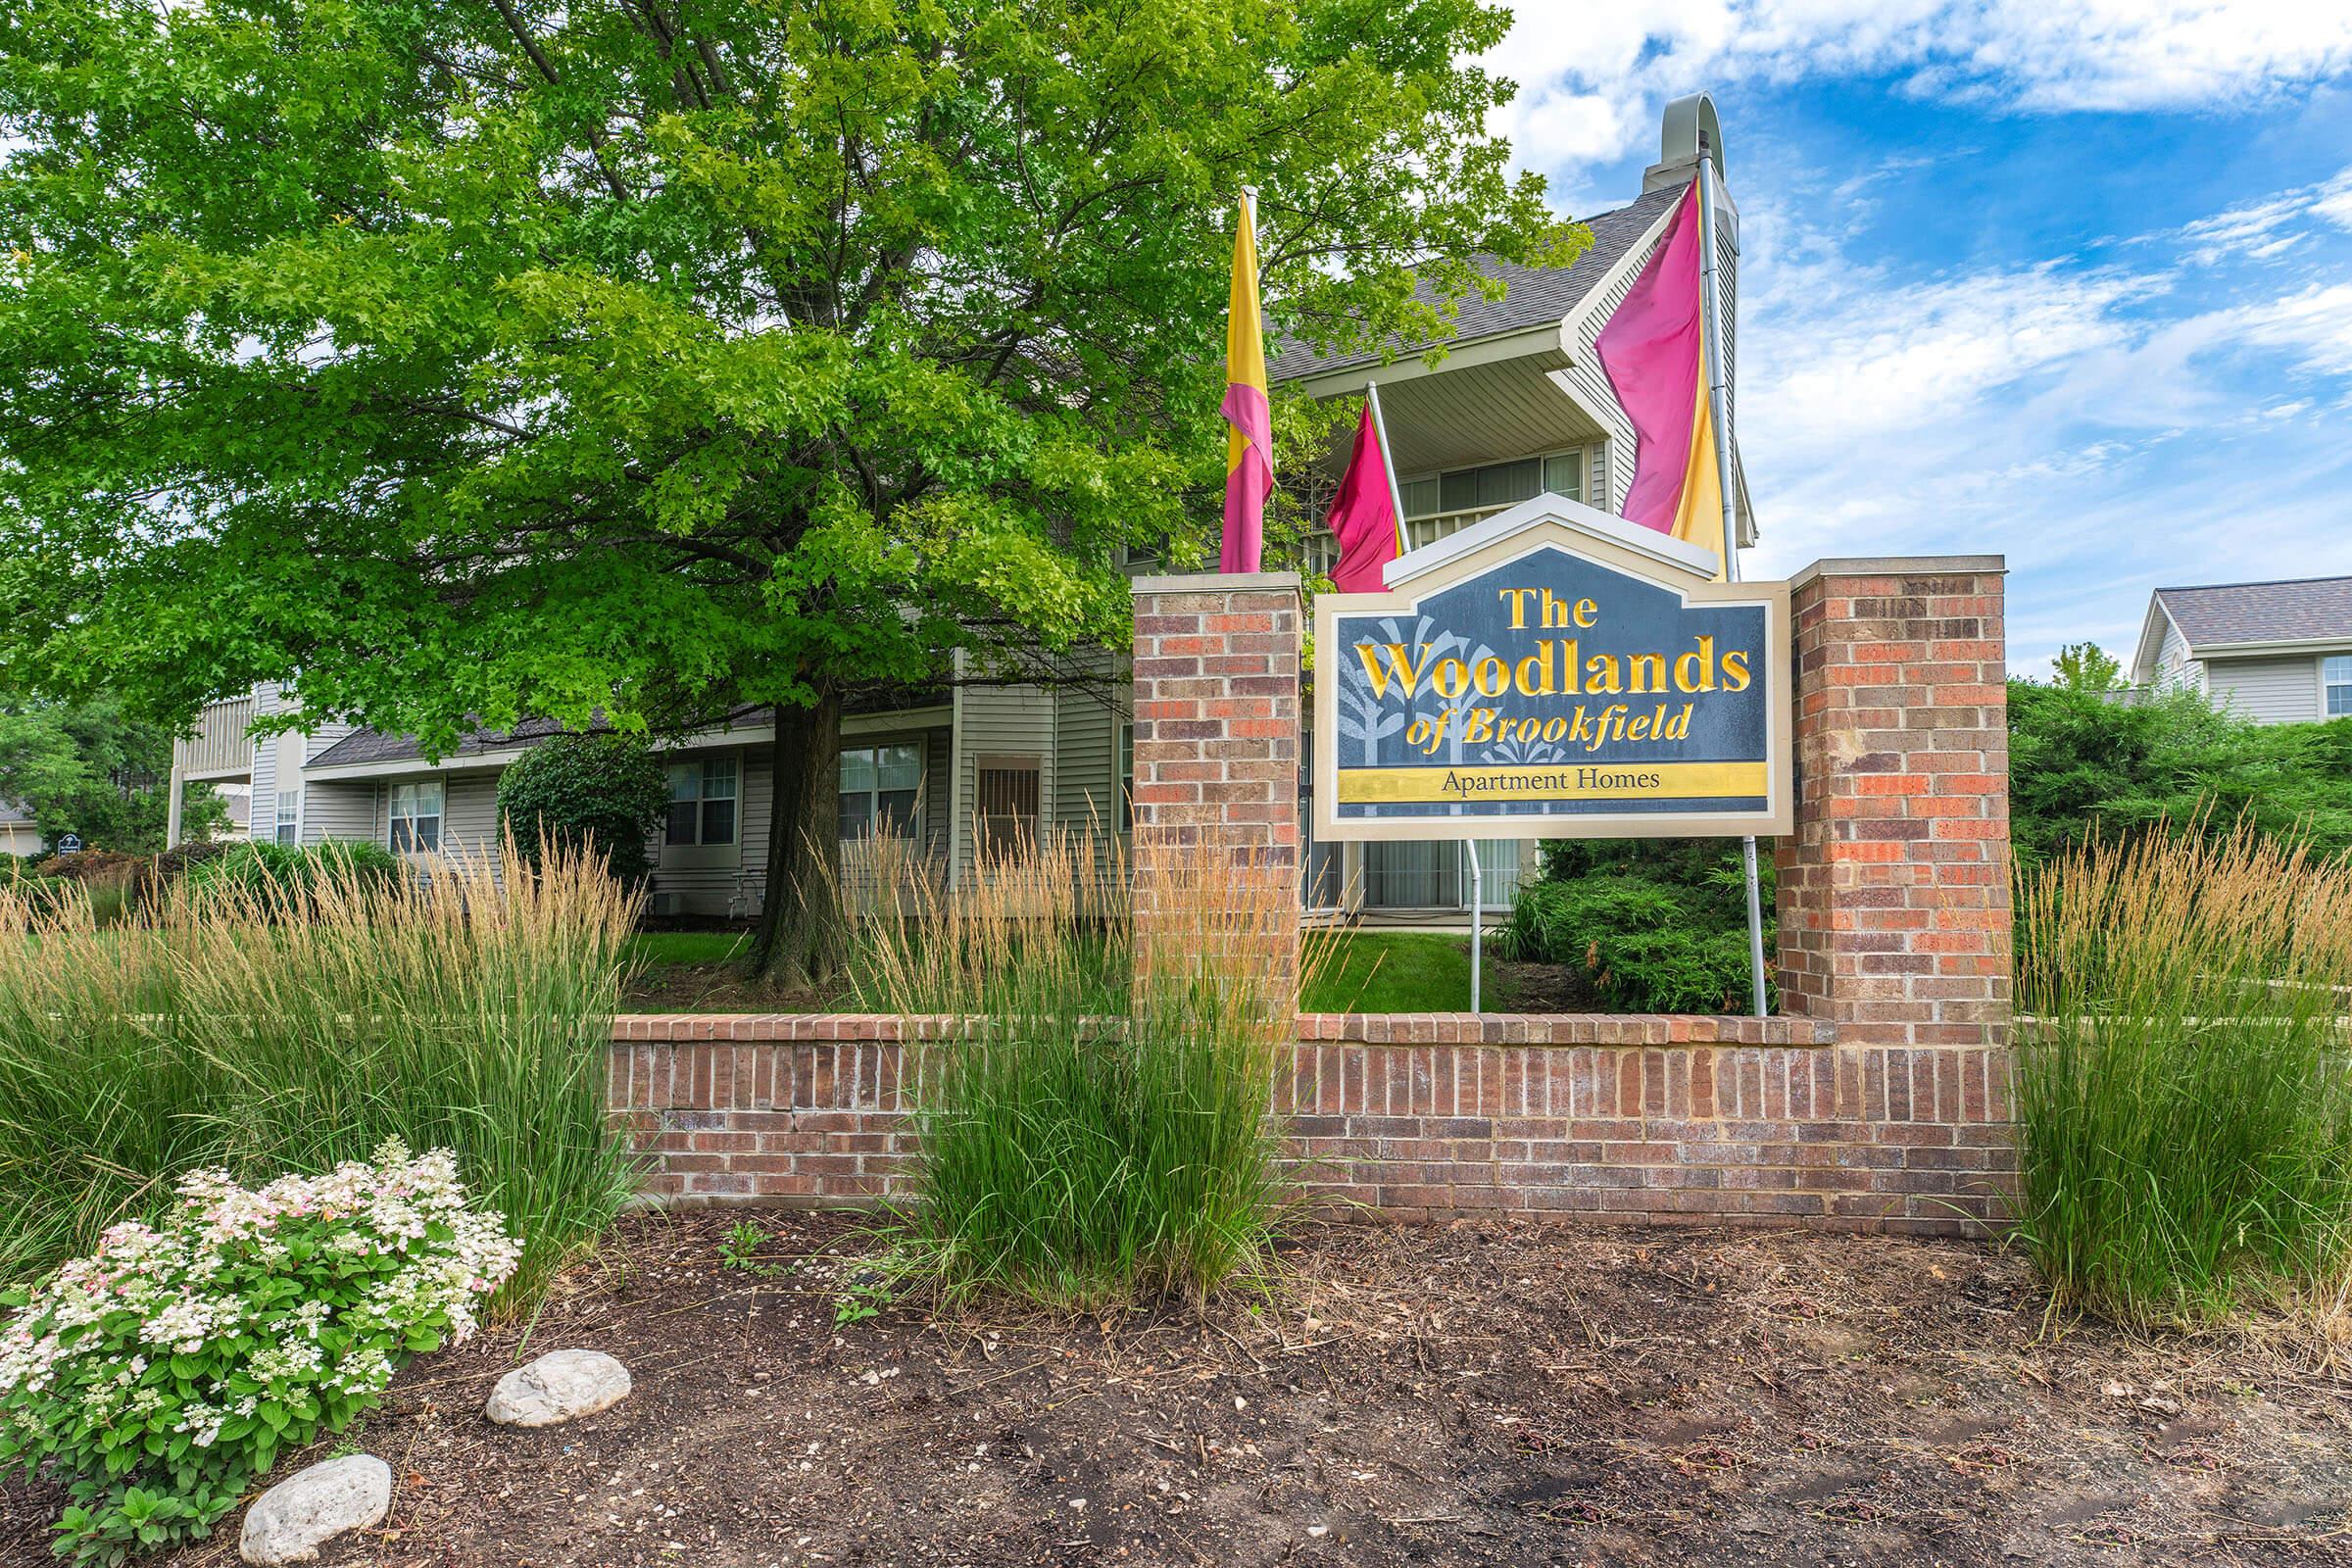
left=1312, top=495, right=1791, bottom=841
left=55, top=832, right=82, bottom=855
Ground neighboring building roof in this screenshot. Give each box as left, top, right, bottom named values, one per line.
left=1267, top=184, right=1685, bottom=382
left=308, top=714, right=584, bottom=772
left=2152, top=576, right=2352, bottom=651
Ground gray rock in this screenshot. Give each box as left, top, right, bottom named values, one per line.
left=484, top=1348, right=632, bottom=1427
left=239, top=1453, right=391, bottom=1566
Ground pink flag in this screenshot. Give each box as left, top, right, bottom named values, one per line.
left=1220, top=192, right=1273, bottom=573
left=1326, top=405, right=1398, bottom=593
left=1594, top=182, right=1705, bottom=535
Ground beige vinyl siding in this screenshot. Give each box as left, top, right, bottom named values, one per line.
left=436, top=774, right=502, bottom=858
left=650, top=749, right=765, bottom=917
left=2156, top=618, right=2195, bottom=688
left=1563, top=240, right=1653, bottom=515
left=1052, top=662, right=1119, bottom=836
left=953, top=681, right=1056, bottom=888
left=302, top=779, right=382, bottom=848
left=2206, top=655, right=2323, bottom=725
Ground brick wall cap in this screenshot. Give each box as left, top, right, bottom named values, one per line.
left=1131, top=571, right=1302, bottom=596
left=1789, top=556, right=2005, bottom=589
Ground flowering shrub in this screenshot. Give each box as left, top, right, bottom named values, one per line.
left=0, top=1141, right=519, bottom=1564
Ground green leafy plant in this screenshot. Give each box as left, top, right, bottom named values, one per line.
left=2013, top=823, right=2352, bottom=1327
left=833, top=1279, right=892, bottom=1328
left=0, top=1141, right=519, bottom=1565
left=2008, top=679, right=2352, bottom=867
left=0, top=0, right=1578, bottom=989
left=718, top=1220, right=789, bottom=1280
left=496, top=733, right=671, bottom=885
left=179, top=840, right=404, bottom=906
left=1501, top=872, right=1771, bottom=1014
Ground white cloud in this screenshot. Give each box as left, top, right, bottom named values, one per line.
left=1494, top=2, right=2352, bottom=177
left=1730, top=182, right=2352, bottom=666
left=2179, top=168, right=2352, bottom=264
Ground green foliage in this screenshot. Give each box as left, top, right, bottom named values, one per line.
left=1503, top=875, right=1767, bottom=1014
left=496, top=733, right=670, bottom=884
left=0, top=0, right=1579, bottom=967
left=1501, top=839, right=1770, bottom=1013
left=0, top=848, right=637, bottom=1301
left=181, top=839, right=404, bottom=904
left=2013, top=827, right=2352, bottom=1328
left=2050, top=640, right=2125, bottom=693
left=2008, top=680, right=2352, bottom=866
left=0, top=1141, right=518, bottom=1565
left=1303, top=931, right=1475, bottom=1012
left=0, top=695, right=220, bottom=854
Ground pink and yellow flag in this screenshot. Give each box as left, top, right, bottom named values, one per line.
left=1593, top=181, right=1728, bottom=577
left=1220, top=191, right=1273, bottom=574
left=1325, top=404, right=1398, bottom=592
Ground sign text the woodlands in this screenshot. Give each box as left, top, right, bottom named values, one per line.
left=1311, top=503, right=1791, bottom=841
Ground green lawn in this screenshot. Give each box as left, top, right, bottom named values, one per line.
left=626, top=930, right=752, bottom=968
left=623, top=927, right=1491, bottom=1013
left=1302, top=931, right=1478, bottom=1012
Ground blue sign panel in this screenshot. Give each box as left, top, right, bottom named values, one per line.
left=1311, top=519, right=1790, bottom=842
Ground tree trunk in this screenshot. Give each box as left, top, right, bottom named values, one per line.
left=750, top=681, right=846, bottom=989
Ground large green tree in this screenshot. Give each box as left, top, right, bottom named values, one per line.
left=0, top=0, right=1577, bottom=979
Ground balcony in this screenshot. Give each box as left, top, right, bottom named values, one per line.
left=172, top=695, right=257, bottom=780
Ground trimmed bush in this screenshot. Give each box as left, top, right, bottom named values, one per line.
left=1501, top=874, right=1767, bottom=1013
left=0, top=1142, right=518, bottom=1565
left=495, top=732, right=669, bottom=884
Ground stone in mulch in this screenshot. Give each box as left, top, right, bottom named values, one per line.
left=239, top=1453, right=391, bottom=1566
left=484, top=1348, right=633, bottom=1428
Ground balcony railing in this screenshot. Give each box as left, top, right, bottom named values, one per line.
left=172, top=695, right=256, bottom=779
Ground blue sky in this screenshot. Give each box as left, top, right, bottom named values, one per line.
left=1487, top=3, right=2352, bottom=674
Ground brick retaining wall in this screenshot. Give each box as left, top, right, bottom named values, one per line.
left=608, top=1013, right=2017, bottom=1234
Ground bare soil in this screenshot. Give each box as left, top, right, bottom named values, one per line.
left=10, top=1211, right=2352, bottom=1567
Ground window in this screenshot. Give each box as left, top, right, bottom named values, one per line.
left=1397, top=451, right=1589, bottom=547
left=838, top=743, right=921, bottom=840
left=666, top=757, right=739, bottom=847
left=975, top=758, right=1041, bottom=858
left=274, top=790, right=299, bottom=848
left=388, top=778, right=443, bottom=853
left=2328, top=656, right=2352, bottom=718
left=1116, top=723, right=1135, bottom=834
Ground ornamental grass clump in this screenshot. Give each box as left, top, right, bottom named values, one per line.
left=2014, top=823, right=2352, bottom=1330
left=0, top=1140, right=517, bottom=1565
left=0, top=838, right=637, bottom=1299
left=846, top=828, right=1305, bottom=1308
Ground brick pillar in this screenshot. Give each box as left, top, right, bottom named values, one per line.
left=1776, top=558, right=2012, bottom=1047
left=1129, top=572, right=1303, bottom=999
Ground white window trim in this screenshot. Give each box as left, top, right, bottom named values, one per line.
left=2323, top=654, right=2352, bottom=719
left=388, top=777, right=445, bottom=855
left=666, top=756, right=742, bottom=849
left=274, top=789, right=301, bottom=849
left=838, top=739, right=926, bottom=843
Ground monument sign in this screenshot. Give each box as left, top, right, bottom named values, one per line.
left=1311, top=495, right=1791, bottom=842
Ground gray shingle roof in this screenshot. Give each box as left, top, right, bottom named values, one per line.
left=307, top=716, right=583, bottom=771
left=2155, top=577, right=2352, bottom=650
left=1268, top=184, right=1685, bottom=382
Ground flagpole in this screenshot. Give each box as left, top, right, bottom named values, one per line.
left=1694, top=146, right=1770, bottom=1020
left=1363, top=380, right=1411, bottom=558
left=1366, top=379, right=1482, bottom=1007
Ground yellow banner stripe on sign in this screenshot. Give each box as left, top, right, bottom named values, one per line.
left=1337, top=761, right=1770, bottom=806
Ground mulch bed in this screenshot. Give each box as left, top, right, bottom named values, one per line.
left=9, top=1211, right=2352, bottom=1566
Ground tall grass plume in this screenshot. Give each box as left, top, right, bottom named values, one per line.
left=0, top=838, right=638, bottom=1303
left=2015, top=822, right=2352, bottom=1330
left=846, top=827, right=1313, bottom=1308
